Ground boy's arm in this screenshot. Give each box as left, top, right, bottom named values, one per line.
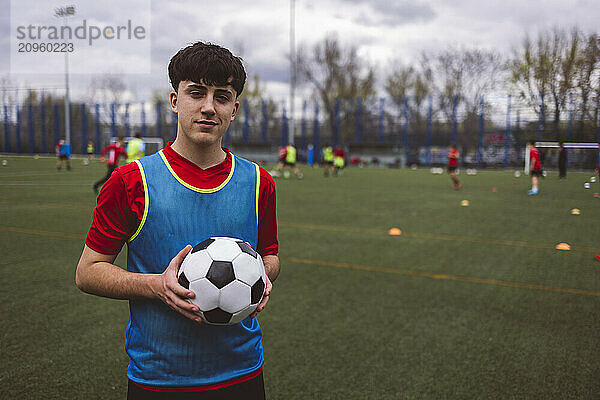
left=75, top=244, right=203, bottom=323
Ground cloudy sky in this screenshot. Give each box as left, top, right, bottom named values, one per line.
left=0, top=0, right=598, bottom=103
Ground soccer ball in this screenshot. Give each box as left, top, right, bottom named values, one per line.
left=514, top=171, right=521, bottom=178
left=1, top=160, right=7, bottom=166
left=584, top=182, right=591, bottom=189
left=178, top=237, right=267, bottom=325
left=591, top=177, right=597, bottom=183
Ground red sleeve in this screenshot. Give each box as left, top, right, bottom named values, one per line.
left=85, top=162, right=144, bottom=255
left=257, top=166, right=278, bottom=256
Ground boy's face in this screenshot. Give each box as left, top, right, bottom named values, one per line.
left=170, top=80, right=239, bottom=148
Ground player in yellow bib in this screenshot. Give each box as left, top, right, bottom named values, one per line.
left=127, top=132, right=146, bottom=163
left=276, top=144, right=303, bottom=179
left=322, top=145, right=333, bottom=177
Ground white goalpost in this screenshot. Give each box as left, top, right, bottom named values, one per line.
left=524, top=142, right=599, bottom=174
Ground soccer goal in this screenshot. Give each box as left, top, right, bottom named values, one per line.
left=111, top=136, right=164, bottom=156
left=524, top=142, right=599, bottom=174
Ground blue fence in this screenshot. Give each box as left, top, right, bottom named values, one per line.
left=1, top=92, right=599, bottom=168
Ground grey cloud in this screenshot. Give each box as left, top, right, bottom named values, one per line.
left=343, top=0, right=436, bottom=26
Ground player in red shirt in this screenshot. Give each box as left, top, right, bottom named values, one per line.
left=93, top=137, right=127, bottom=195
left=76, top=41, right=279, bottom=399
left=333, top=145, right=345, bottom=176
left=448, top=144, right=461, bottom=189
left=528, top=140, right=542, bottom=195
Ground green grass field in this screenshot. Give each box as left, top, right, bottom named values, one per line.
left=1, top=155, right=599, bottom=399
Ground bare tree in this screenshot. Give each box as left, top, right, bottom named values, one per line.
left=574, top=33, right=599, bottom=135
left=296, top=34, right=376, bottom=141
left=510, top=27, right=581, bottom=133
left=87, top=73, right=128, bottom=126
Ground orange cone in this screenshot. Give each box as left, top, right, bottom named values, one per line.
left=388, top=228, right=402, bottom=236
left=492, top=187, right=498, bottom=192
left=555, top=243, right=571, bottom=251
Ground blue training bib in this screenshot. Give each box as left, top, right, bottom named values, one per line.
left=125, top=150, right=263, bottom=387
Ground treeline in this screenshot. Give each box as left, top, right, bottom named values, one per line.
left=295, top=27, right=599, bottom=144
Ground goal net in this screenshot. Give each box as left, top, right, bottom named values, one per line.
left=524, top=142, right=599, bottom=174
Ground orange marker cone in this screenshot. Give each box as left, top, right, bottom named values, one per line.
left=388, top=228, right=402, bottom=236
left=595, top=254, right=600, bottom=261
left=555, top=243, right=571, bottom=251
left=492, top=187, right=498, bottom=192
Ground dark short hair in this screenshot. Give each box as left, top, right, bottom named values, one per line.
left=528, top=140, right=536, bottom=146
left=168, top=41, right=246, bottom=98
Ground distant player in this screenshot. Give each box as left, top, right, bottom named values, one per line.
left=322, top=145, right=334, bottom=177
left=93, top=137, right=127, bottom=195
left=86, top=141, right=95, bottom=163
left=277, top=144, right=302, bottom=179
left=126, top=132, right=146, bottom=163
left=558, top=141, right=567, bottom=179
left=56, top=137, right=71, bottom=171
left=528, top=141, right=542, bottom=195
left=332, top=145, right=345, bottom=177
left=448, top=144, right=461, bottom=189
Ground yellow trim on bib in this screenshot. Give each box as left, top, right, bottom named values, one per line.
left=255, top=163, right=260, bottom=227
left=128, top=160, right=149, bottom=243
left=158, top=150, right=235, bottom=193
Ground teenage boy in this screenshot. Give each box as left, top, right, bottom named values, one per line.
left=76, top=42, right=279, bottom=399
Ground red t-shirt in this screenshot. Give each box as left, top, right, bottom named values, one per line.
left=86, top=144, right=278, bottom=257
left=101, top=143, right=127, bottom=166
left=448, top=149, right=459, bottom=167
left=530, top=147, right=541, bottom=170
left=334, top=148, right=345, bottom=158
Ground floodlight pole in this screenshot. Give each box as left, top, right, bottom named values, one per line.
left=55, top=6, right=75, bottom=146
left=288, top=0, right=296, bottom=146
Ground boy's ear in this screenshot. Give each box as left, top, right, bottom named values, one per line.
left=230, top=101, right=240, bottom=122
left=170, top=91, right=178, bottom=113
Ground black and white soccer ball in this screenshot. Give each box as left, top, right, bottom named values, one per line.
left=178, top=237, right=267, bottom=325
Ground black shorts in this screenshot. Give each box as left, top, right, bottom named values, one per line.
left=448, top=166, right=457, bottom=173
left=127, top=372, right=265, bottom=400
left=324, top=161, right=333, bottom=166
left=58, top=154, right=69, bottom=160
left=531, top=169, right=543, bottom=177
left=284, top=161, right=295, bottom=167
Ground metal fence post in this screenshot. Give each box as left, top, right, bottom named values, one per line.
left=356, top=97, right=362, bottom=144
left=538, top=92, right=544, bottom=141
left=426, top=96, right=432, bottom=166
left=28, top=98, right=34, bottom=154
left=313, top=102, right=319, bottom=154
left=334, top=98, right=340, bottom=147
left=379, top=97, right=385, bottom=144
left=95, top=104, right=101, bottom=154
left=260, top=100, right=267, bottom=143
left=402, top=96, right=408, bottom=163
left=478, top=96, right=484, bottom=169
left=243, top=99, right=249, bottom=143
left=505, top=94, right=511, bottom=168
left=41, top=94, right=46, bottom=154
left=81, top=103, right=87, bottom=154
